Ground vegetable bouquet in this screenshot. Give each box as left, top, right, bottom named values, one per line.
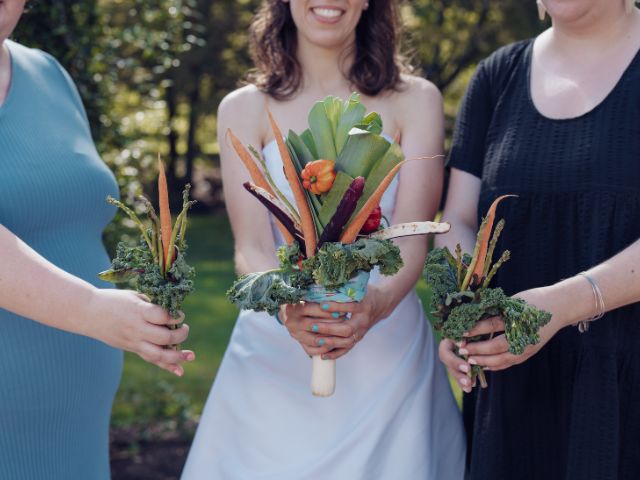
left=227, top=93, right=450, bottom=396
left=99, top=159, right=196, bottom=348
left=423, top=196, right=551, bottom=388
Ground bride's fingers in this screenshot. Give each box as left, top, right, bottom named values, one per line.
left=293, top=331, right=342, bottom=350
left=300, top=319, right=354, bottom=337
left=318, top=333, right=358, bottom=352
left=300, top=302, right=348, bottom=319
left=314, top=301, right=359, bottom=315
left=321, top=347, right=350, bottom=360
left=301, top=344, right=333, bottom=357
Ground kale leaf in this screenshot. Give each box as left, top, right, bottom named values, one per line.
left=105, top=239, right=195, bottom=318
left=226, top=270, right=302, bottom=316
left=423, top=246, right=552, bottom=388
left=227, top=238, right=403, bottom=313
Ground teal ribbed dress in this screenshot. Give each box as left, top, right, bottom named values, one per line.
left=0, top=40, right=122, bottom=479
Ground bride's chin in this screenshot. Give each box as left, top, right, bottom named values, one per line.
left=300, top=29, right=354, bottom=50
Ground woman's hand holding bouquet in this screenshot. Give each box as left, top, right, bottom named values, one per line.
left=227, top=94, right=450, bottom=396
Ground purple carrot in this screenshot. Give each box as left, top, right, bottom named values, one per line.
left=317, top=176, right=366, bottom=247
left=243, top=182, right=307, bottom=251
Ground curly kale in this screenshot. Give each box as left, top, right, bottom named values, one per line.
left=99, top=184, right=196, bottom=320
left=502, top=296, right=551, bottom=355
left=423, top=247, right=458, bottom=313
left=425, top=248, right=551, bottom=354
left=226, top=271, right=302, bottom=316
left=303, top=238, right=403, bottom=289
left=104, top=239, right=195, bottom=318
left=227, top=237, right=403, bottom=313
left=424, top=243, right=551, bottom=388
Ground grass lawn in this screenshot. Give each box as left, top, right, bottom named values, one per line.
left=111, top=214, right=461, bottom=432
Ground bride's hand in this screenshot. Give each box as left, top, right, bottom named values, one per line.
left=281, top=285, right=384, bottom=360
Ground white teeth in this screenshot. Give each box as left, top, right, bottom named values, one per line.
left=313, top=8, right=343, bottom=19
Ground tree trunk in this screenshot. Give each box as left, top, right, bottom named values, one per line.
left=165, top=81, right=179, bottom=196
left=184, top=79, right=201, bottom=185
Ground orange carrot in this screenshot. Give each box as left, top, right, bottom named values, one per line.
left=227, top=129, right=274, bottom=195
left=267, top=110, right=317, bottom=257
left=340, top=161, right=405, bottom=244
left=393, top=129, right=401, bottom=146
left=227, top=128, right=295, bottom=245
left=157, top=155, right=172, bottom=268
left=463, top=195, right=517, bottom=289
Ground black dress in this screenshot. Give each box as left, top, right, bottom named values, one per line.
left=448, top=40, right=640, bottom=480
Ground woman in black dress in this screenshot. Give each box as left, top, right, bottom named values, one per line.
left=438, top=0, right=640, bottom=479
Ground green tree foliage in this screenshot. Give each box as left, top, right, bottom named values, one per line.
left=13, top=1, right=544, bottom=208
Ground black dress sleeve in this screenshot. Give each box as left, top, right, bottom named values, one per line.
left=447, top=61, right=493, bottom=179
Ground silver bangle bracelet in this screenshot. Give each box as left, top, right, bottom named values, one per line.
left=576, top=272, right=606, bottom=333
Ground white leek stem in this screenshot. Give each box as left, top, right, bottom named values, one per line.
left=311, top=355, right=336, bottom=397
left=369, top=221, right=450, bottom=240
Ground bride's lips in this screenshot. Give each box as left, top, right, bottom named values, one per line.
left=310, top=6, right=346, bottom=25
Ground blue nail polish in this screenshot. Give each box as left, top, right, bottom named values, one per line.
left=312, top=324, right=319, bottom=333
left=321, top=303, right=330, bottom=311
left=318, top=339, right=325, bottom=346
left=332, top=312, right=340, bottom=318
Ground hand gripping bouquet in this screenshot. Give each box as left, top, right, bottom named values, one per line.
left=227, top=94, right=450, bottom=396
left=99, top=158, right=196, bottom=348
left=423, top=196, right=551, bottom=388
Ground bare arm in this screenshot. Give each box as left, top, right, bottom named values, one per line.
left=217, top=87, right=279, bottom=275
left=435, top=168, right=484, bottom=392
left=0, top=225, right=194, bottom=375
left=370, top=80, right=446, bottom=319
left=434, top=168, right=481, bottom=254
left=438, top=173, right=640, bottom=389
left=461, top=239, right=640, bottom=371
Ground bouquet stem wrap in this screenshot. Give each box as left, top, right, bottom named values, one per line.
left=302, top=270, right=370, bottom=397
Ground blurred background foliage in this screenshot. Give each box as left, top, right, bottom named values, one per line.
left=14, top=0, right=541, bottom=211
left=13, top=1, right=543, bottom=477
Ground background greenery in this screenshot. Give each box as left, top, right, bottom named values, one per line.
left=12, top=0, right=545, bottom=475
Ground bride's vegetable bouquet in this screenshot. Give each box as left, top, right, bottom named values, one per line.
left=227, top=93, right=450, bottom=396
left=99, top=159, right=196, bottom=348
left=423, top=196, right=551, bottom=388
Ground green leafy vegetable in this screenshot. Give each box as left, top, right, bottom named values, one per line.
left=423, top=198, right=551, bottom=388
left=99, top=185, right=196, bottom=320
left=227, top=270, right=302, bottom=316
left=227, top=238, right=403, bottom=314
left=286, top=93, right=403, bottom=242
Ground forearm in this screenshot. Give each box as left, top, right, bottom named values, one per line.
left=0, top=225, right=95, bottom=334
left=538, top=239, right=640, bottom=328
left=234, top=244, right=279, bottom=276
left=435, top=214, right=477, bottom=256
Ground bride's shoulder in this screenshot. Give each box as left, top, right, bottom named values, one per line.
left=218, top=84, right=268, bottom=124
left=380, top=75, right=443, bottom=127
left=386, top=74, right=443, bottom=116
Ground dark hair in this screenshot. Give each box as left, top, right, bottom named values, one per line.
left=247, top=0, right=411, bottom=100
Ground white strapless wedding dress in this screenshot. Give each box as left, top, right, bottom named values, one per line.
left=181, top=140, right=465, bottom=480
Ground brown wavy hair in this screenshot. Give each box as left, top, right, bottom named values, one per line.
left=247, top=0, right=411, bottom=100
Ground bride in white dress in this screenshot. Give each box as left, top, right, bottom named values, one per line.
left=182, top=1, right=465, bottom=478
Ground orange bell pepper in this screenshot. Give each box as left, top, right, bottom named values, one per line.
left=301, top=159, right=336, bottom=195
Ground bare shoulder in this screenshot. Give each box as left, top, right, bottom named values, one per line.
left=396, top=74, right=443, bottom=109
left=217, top=84, right=268, bottom=131
left=387, top=75, right=443, bottom=128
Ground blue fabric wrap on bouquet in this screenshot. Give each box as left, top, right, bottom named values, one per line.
left=302, top=270, right=370, bottom=304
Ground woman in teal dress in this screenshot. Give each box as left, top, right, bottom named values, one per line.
left=0, top=2, right=194, bottom=478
